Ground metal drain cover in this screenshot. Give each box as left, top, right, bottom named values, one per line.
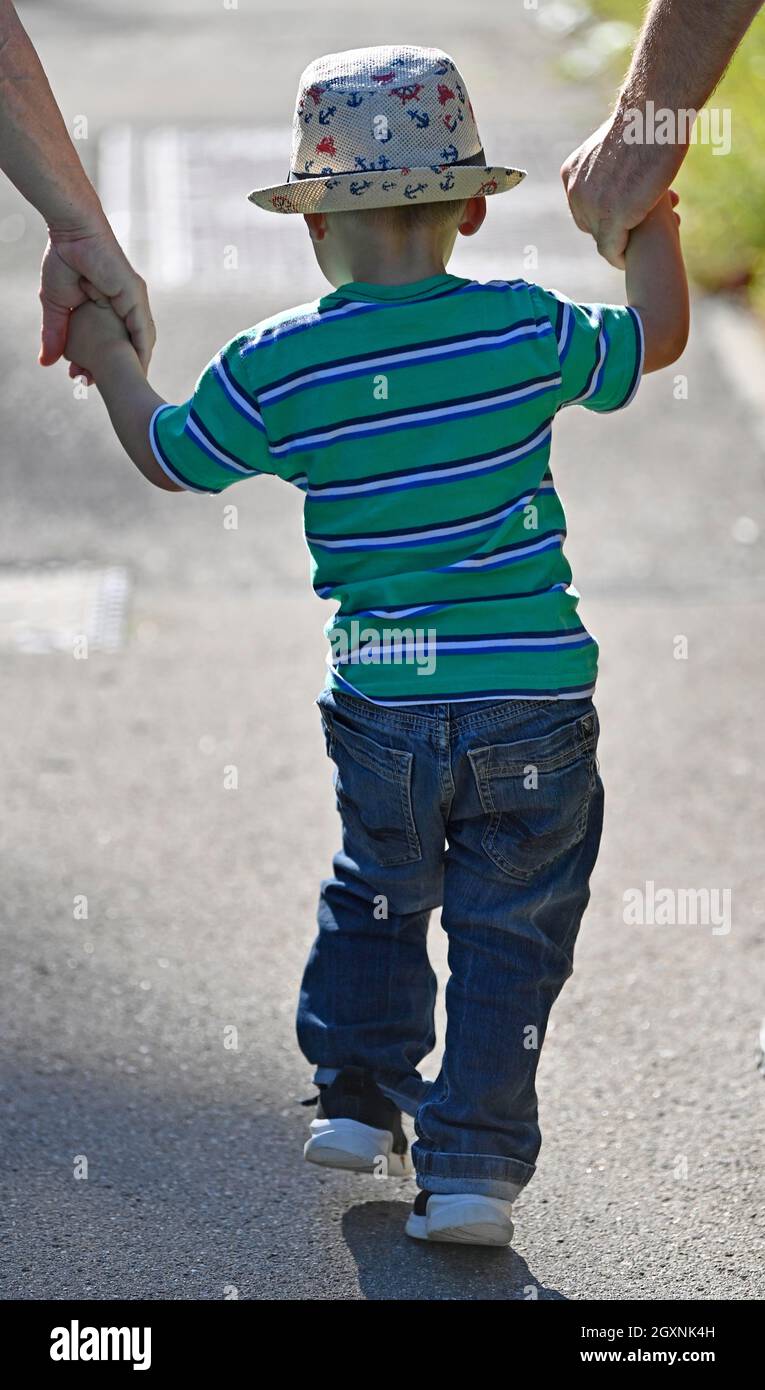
left=0, top=566, right=130, bottom=654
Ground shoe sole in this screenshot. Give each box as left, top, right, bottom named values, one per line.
left=304, top=1117, right=412, bottom=1177
left=405, top=1195, right=514, bottom=1247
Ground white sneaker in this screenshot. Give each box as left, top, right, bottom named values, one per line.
left=302, top=1066, right=413, bottom=1177
left=405, top=1190, right=514, bottom=1246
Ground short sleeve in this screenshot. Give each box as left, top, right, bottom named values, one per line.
left=529, top=286, right=644, bottom=414
left=149, top=335, right=274, bottom=493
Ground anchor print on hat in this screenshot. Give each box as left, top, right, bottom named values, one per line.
left=248, top=45, right=525, bottom=213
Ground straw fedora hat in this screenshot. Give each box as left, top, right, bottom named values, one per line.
left=249, top=45, right=526, bottom=214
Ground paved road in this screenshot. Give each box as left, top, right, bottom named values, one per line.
left=1, top=0, right=763, bottom=1300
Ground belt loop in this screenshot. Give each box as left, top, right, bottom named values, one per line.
left=437, top=703, right=449, bottom=751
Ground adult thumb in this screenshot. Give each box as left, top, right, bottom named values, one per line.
left=594, top=219, right=629, bottom=271
left=39, top=297, right=70, bottom=366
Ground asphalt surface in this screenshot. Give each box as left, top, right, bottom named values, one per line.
left=1, top=0, right=763, bottom=1300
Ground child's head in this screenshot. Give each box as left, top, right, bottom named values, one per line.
left=303, top=195, right=486, bottom=286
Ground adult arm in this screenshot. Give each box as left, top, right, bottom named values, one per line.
left=0, top=0, right=154, bottom=370
left=561, top=0, right=764, bottom=267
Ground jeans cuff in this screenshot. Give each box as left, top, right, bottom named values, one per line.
left=412, top=1144, right=535, bottom=1201
left=313, top=1067, right=339, bottom=1087
left=311, top=1068, right=431, bottom=1118
left=378, top=1079, right=431, bottom=1118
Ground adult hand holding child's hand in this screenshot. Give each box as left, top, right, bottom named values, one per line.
left=64, top=285, right=134, bottom=384
left=62, top=280, right=176, bottom=494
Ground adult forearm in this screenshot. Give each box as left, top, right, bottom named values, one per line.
left=618, top=0, right=763, bottom=116
left=0, top=0, right=103, bottom=231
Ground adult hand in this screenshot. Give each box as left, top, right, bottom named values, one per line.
left=64, top=292, right=132, bottom=382
left=39, top=220, right=155, bottom=380
left=561, top=115, right=685, bottom=269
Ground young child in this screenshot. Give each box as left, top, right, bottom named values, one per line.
left=65, top=46, right=688, bottom=1247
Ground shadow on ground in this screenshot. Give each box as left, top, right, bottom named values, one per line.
left=342, top=1202, right=568, bottom=1300
left=1, top=1065, right=570, bottom=1300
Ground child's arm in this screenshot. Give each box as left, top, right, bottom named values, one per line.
left=625, top=190, right=689, bottom=373
left=65, top=298, right=182, bottom=491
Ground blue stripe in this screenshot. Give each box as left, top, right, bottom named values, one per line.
left=436, top=530, right=565, bottom=573
left=269, top=373, right=561, bottom=456
left=567, top=308, right=607, bottom=405
left=259, top=319, right=553, bottom=403
left=559, top=301, right=575, bottom=361
left=337, top=637, right=594, bottom=663
left=242, top=279, right=532, bottom=359
left=610, top=306, right=643, bottom=410
left=306, top=485, right=554, bottom=552
left=185, top=410, right=262, bottom=476
left=306, top=420, right=554, bottom=501
left=330, top=670, right=596, bottom=705
left=339, top=581, right=570, bottom=617
left=150, top=409, right=223, bottom=494
left=213, top=354, right=267, bottom=431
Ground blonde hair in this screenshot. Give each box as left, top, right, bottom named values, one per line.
left=336, top=198, right=468, bottom=235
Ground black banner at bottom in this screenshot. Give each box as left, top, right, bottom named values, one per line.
left=0, top=1296, right=757, bottom=1376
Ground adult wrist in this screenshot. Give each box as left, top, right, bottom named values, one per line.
left=611, top=94, right=689, bottom=164
left=47, top=197, right=109, bottom=244
left=605, top=103, right=687, bottom=198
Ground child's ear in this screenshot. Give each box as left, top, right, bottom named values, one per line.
left=458, top=196, right=487, bottom=238
left=304, top=212, right=327, bottom=241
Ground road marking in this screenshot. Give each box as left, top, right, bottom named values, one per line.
left=144, top=127, right=194, bottom=289
left=97, top=124, right=134, bottom=253
left=0, top=566, right=130, bottom=654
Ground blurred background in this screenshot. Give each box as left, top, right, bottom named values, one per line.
left=0, top=0, right=763, bottom=1302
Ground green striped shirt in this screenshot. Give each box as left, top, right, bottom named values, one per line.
left=150, top=273, right=643, bottom=704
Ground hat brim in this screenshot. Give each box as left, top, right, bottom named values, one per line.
left=248, top=164, right=525, bottom=214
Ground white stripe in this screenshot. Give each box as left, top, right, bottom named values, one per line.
left=566, top=310, right=607, bottom=406
left=622, top=307, right=645, bottom=408
left=366, top=605, right=443, bottom=618
left=446, top=531, right=564, bottom=569
left=557, top=300, right=572, bottom=354
left=340, top=631, right=590, bottom=661
left=271, top=376, right=561, bottom=455
left=430, top=633, right=590, bottom=651
left=185, top=416, right=256, bottom=475
left=245, top=298, right=377, bottom=353
left=362, top=579, right=566, bottom=618
left=213, top=356, right=265, bottom=426
left=260, top=321, right=551, bottom=403
left=309, top=489, right=547, bottom=551
left=148, top=405, right=209, bottom=493
left=327, top=668, right=595, bottom=707
left=306, top=426, right=553, bottom=500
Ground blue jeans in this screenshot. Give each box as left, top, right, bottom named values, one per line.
left=297, top=687, right=604, bottom=1200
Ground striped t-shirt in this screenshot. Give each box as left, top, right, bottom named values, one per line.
left=150, top=273, right=643, bottom=704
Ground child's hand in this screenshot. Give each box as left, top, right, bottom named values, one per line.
left=64, top=288, right=134, bottom=383
left=628, top=189, right=681, bottom=238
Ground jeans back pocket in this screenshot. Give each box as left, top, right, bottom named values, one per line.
left=467, top=710, right=598, bottom=882
left=320, top=706, right=422, bottom=868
